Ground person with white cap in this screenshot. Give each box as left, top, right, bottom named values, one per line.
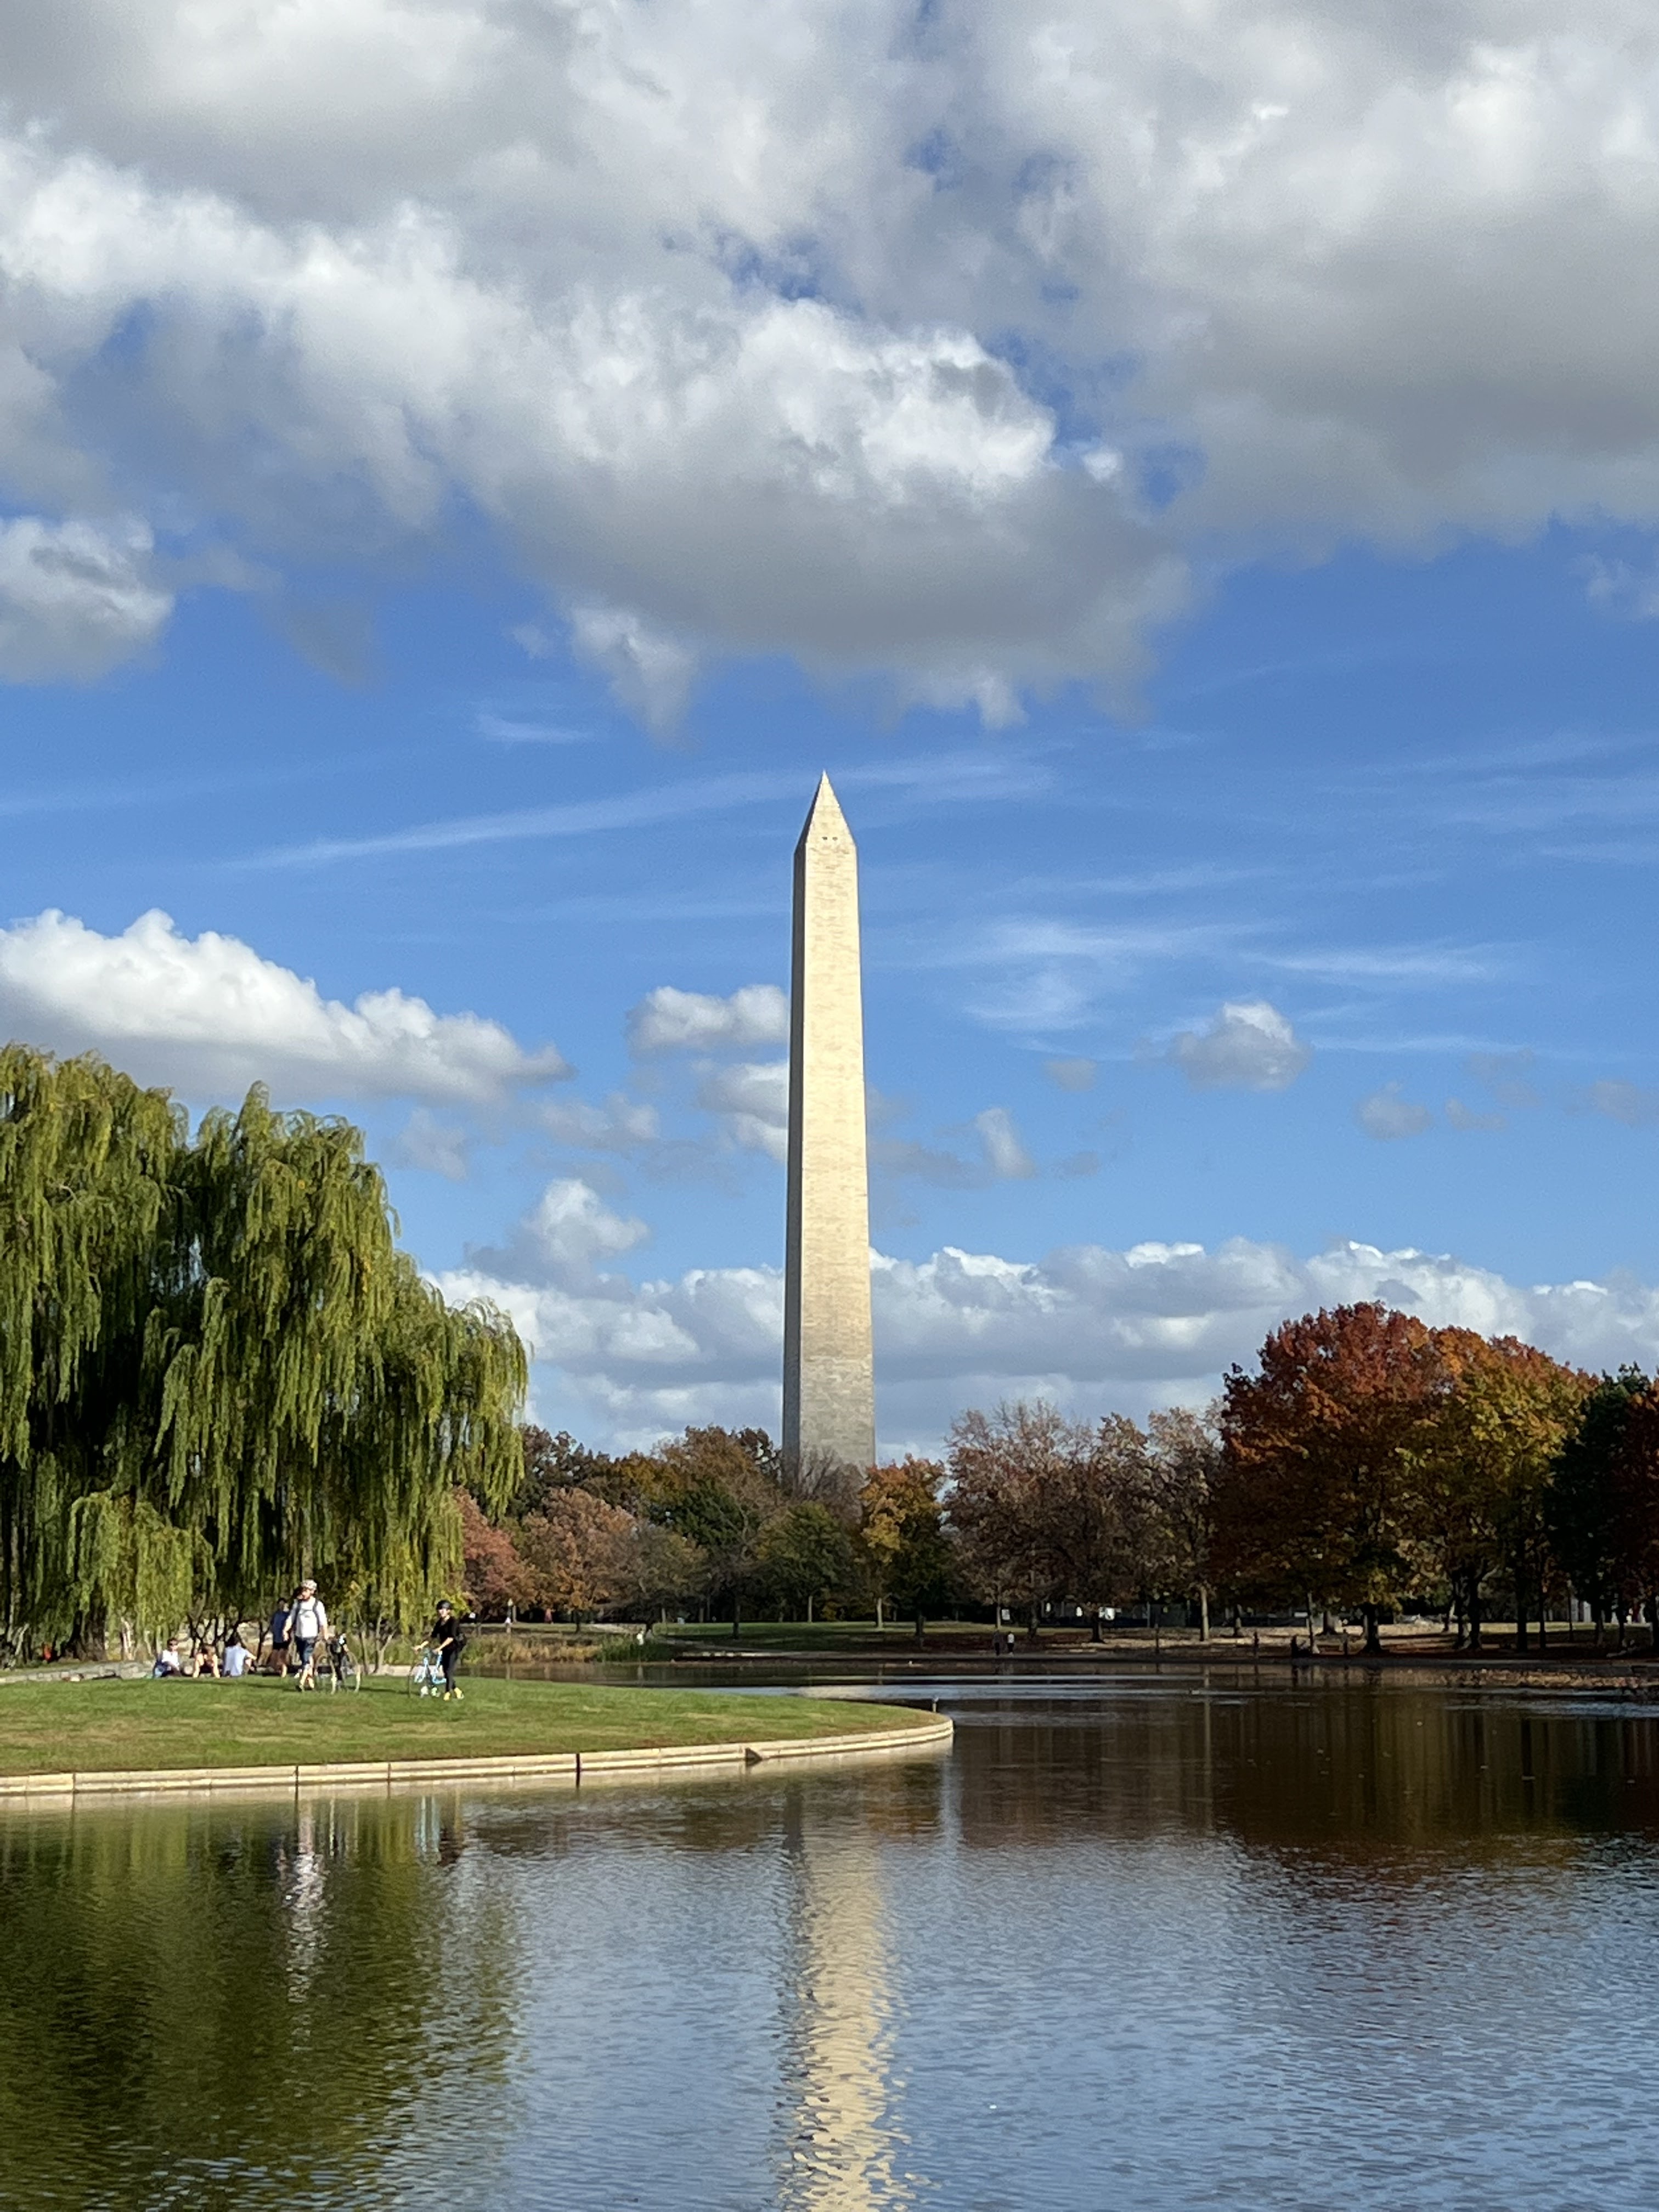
left=290, top=1579, right=329, bottom=1689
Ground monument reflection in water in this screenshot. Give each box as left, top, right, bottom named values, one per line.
left=5, top=1680, right=1659, bottom=2210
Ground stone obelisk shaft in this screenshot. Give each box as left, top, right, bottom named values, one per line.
left=783, top=775, right=876, bottom=1472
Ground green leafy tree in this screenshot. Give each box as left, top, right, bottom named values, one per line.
left=755, top=1500, right=855, bottom=1621
left=859, top=1459, right=956, bottom=1641
left=649, top=1426, right=787, bottom=1634
left=1408, top=1331, right=1589, bottom=1649
left=614, top=1520, right=708, bottom=1619
left=0, top=1047, right=525, bottom=1655
left=1610, top=1386, right=1659, bottom=1647
left=1547, top=1368, right=1648, bottom=1640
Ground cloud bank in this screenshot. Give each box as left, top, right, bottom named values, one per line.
left=0, top=907, right=568, bottom=1105
left=443, top=1193, right=1659, bottom=1452
left=1, top=4, right=1657, bottom=708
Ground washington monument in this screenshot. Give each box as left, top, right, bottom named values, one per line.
left=783, top=774, right=876, bottom=1474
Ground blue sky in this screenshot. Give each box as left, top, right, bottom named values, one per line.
left=13, top=524, right=1659, bottom=1448
left=7, top=1, right=1659, bottom=1448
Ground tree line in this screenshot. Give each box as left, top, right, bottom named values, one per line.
left=0, top=1047, right=524, bottom=1658
left=466, top=1303, right=1659, bottom=1652
left=11, top=1049, right=1659, bottom=1662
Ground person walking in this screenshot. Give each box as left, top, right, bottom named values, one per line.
left=290, top=1581, right=330, bottom=1689
left=430, top=1601, right=466, bottom=1701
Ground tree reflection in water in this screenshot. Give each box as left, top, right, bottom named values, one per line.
left=4, top=1685, right=1659, bottom=2211
left=0, top=1787, right=524, bottom=2212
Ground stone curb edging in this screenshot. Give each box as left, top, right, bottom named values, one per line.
left=0, top=1712, right=953, bottom=1802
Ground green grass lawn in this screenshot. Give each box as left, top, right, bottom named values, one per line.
left=0, top=1673, right=927, bottom=1776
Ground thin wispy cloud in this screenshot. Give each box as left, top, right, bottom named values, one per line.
left=251, top=748, right=1056, bottom=870
left=1267, top=944, right=1505, bottom=986
left=250, top=771, right=804, bottom=868
left=475, top=712, right=594, bottom=746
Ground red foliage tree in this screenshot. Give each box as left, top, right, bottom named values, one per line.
left=458, top=1489, right=535, bottom=1617
left=1215, top=1304, right=1443, bottom=1650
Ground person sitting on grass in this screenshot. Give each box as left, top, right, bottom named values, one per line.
left=289, top=1580, right=329, bottom=1689
left=151, top=1639, right=186, bottom=1678
left=193, top=1637, right=220, bottom=1678
left=221, top=1629, right=251, bottom=1679
left=430, top=1601, right=467, bottom=1701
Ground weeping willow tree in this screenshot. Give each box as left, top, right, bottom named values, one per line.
left=0, top=1046, right=526, bottom=1654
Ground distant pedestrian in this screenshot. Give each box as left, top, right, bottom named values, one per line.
left=269, top=1596, right=294, bottom=1677
left=429, top=1601, right=466, bottom=1701
left=290, top=1581, right=329, bottom=1688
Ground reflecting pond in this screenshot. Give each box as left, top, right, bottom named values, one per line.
left=4, top=1672, right=1658, bottom=2210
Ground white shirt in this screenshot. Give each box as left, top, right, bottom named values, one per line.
left=291, top=1596, right=328, bottom=1640
left=222, top=1644, right=249, bottom=1677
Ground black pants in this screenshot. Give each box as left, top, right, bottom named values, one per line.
left=439, top=1643, right=459, bottom=1690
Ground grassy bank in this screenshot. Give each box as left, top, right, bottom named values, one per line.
left=0, top=1674, right=926, bottom=1777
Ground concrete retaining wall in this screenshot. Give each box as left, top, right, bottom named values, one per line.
left=0, top=1711, right=953, bottom=1803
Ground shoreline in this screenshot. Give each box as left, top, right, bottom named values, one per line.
left=662, top=1640, right=1659, bottom=1695
left=0, top=1708, right=954, bottom=1802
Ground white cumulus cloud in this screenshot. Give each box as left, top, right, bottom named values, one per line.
left=1, top=2, right=1657, bottom=709
left=469, top=1177, right=651, bottom=1284
left=439, top=1223, right=1659, bottom=1454
left=696, top=1059, right=791, bottom=1161
left=1161, top=1000, right=1312, bottom=1092
left=0, top=908, right=568, bottom=1105
left=0, top=516, right=171, bottom=679
left=628, top=984, right=789, bottom=1055
left=538, top=1092, right=662, bottom=1154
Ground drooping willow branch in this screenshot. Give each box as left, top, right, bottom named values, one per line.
left=0, top=1046, right=526, bottom=1648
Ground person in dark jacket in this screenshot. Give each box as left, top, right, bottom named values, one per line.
left=430, top=1601, right=466, bottom=1701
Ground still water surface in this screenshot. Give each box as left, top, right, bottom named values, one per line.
left=3, top=1671, right=1656, bottom=2211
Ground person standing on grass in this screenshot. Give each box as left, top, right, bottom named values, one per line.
left=430, top=1601, right=466, bottom=1701
left=269, top=1593, right=295, bottom=1678
left=290, top=1580, right=329, bottom=1688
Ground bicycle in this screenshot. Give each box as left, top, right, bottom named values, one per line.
left=297, top=1633, right=362, bottom=1691
left=407, top=1644, right=448, bottom=1697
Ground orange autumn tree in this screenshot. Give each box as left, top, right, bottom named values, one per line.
left=858, top=1459, right=955, bottom=1640
left=1214, top=1304, right=1446, bottom=1652
left=517, top=1488, right=636, bottom=1623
